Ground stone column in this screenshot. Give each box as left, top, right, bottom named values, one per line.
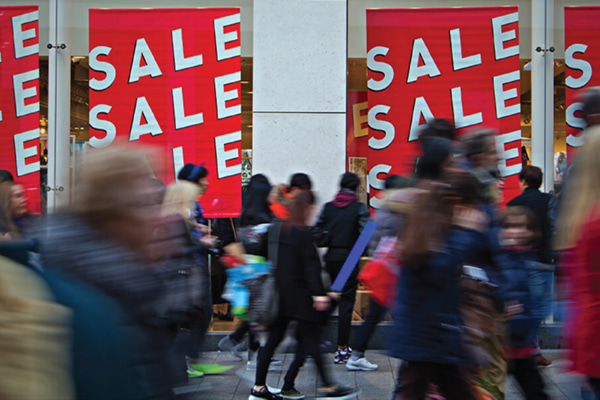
left=252, top=0, right=347, bottom=208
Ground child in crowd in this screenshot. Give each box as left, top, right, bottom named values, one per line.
left=499, top=206, right=549, bottom=400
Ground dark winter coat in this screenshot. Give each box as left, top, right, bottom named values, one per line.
left=272, top=225, right=327, bottom=323
left=389, top=227, right=484, bottom=365
left=507, top=187, right=553, bottom=264
left=314, top=189, right=370, bottom=266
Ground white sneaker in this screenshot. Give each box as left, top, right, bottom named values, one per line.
left=346, top=357, right=378, bottom=371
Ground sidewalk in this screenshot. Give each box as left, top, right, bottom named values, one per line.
left=178, top=350, right=586, bottom=399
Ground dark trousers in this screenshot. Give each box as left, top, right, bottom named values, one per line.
left=326, top=260, right=358, bottom=348
left=508, top=358, right=548, bottom=400
left=230, top=320, right=260, bottom=352
left=588, top=377, right=600, bottom=398
left=255, top=317, right=332, bottom=389
left=394, top=361, right=474, bottom=400
left=353, top=298, right=386, bottom=355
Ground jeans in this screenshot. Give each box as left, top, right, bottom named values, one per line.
left=353, top=298, right=386, bottom=356
left=527, top=270, right=553, bottom=346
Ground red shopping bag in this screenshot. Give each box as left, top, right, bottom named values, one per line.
left=358, top=236, right=401, bottom=308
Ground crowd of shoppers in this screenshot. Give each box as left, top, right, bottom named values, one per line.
left=3, top=88, right=600, bottom=400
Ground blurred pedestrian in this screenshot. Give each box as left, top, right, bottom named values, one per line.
left=250, top=190, right=359, bottom=400
left=554, top=130, right=600, bottom=398
left=499, top=206, right=549, bottom=400
left=0, top=181, right=31, bottom=240
left=270, top=173, right=313, bottom=220
left=507, top=166, right=554, bottom=367
left=391, top=171, right=487, bottom=400
left=35, top=145, right=178, bottom=398
left=314, top=172, right=369, bottom=364
left=219, top=174, right=283, bottom=370
left=346, top=174, right=406, bottom=372
left=161, top=178, right=230, bottom=379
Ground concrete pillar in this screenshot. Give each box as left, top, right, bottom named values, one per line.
left=531, top=0, right=555, bottom=192
left=47, top=0, right=71, bottom=211
left=252, top=0, right=347, bottom=208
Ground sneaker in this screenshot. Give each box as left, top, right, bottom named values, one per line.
left=279, top=387, right=305, bottom=399
left=533, top=353, right=552, bottom=367
left=218, top=335, right=242, bottom=360
left=246, top=360, right=280, bottom=371
left=333, top=347, right=352, bottom=364
left=188, top=362, right=233, bottom=375
left=316, top=386, right=360, bottom=400
left=346, top=357, right=378, bottom=371
left=249, top=387, right=283, bottom=400
left=186, top=366, right=204, bottom=378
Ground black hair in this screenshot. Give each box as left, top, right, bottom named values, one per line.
left=240, top=174, right=274, bottom=227
left=289, top=173, right=312, bottom=190
left=340, top=172, right=360, bottom=191
left=419, top=118, right=455, bottom=142
left=0, top=170, right=14, bottom=184
left=519, top=165, right=543, bottom=189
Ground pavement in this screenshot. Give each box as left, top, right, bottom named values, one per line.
left=177, top=350, right=587, bottom=400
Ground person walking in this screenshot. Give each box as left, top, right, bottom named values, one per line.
left=507, top=165, right=554, bottom=367
left=555, top=129, right=600, bottom=398
left=346, top=175, right=406, bottom=371
left=250, top=191, right=359, bottom=400
left=391, top=171, right=487, bottom=400
left=315, top=172, right=369, bottom=364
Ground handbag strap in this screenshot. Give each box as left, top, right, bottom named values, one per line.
left=268, top=220, right=282, bottom=268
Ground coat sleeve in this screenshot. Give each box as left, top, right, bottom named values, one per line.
left=312, top=204, right=330, bottom=247
left=357, top=203, right=370, bottom=233
left=301, top=231, right=327, bottom=297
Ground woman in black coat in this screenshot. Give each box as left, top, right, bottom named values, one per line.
left=250, top=191, right=358, bottom=400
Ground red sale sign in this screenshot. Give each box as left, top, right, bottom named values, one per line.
left=565, top=6, right=600, bottom=162
left=366, top=7, right=522, bottom=208
left=89, top=8, right=241, bottom=217
left=0, top=6, right=40, bottom=212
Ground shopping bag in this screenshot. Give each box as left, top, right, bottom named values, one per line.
left=241, top=221, right=282, bottom=326
left=357, top=236, right=400, bottom=308
left=222, top=254, right=272, bottom=319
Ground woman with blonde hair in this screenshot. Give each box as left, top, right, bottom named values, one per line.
left=554, top=132, right=600, bottom=397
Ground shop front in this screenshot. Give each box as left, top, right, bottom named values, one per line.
left=0, top=0, right=597, bottom=336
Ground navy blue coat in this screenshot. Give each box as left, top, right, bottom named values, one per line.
left=389, top=227, right=485, bottom=365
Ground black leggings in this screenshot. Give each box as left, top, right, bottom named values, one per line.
left=255, top=317, right=332, bottom=389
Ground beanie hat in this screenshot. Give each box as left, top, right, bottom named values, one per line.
left=177, top=163, right=208, bottom=183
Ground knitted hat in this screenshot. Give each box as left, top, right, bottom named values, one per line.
left=177, top=163, right=208, bottom=183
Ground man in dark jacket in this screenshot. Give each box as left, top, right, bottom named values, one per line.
left=507, top=165, right=553, bottom=264
left=315, top=172, right=370, bottom=363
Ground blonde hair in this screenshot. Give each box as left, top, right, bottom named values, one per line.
left=555, top=127, right=600, bottom=250
left=161, top=180, right=201, bottom=222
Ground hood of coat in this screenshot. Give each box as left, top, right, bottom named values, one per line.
left=332, top=189, right=357, bottom=208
